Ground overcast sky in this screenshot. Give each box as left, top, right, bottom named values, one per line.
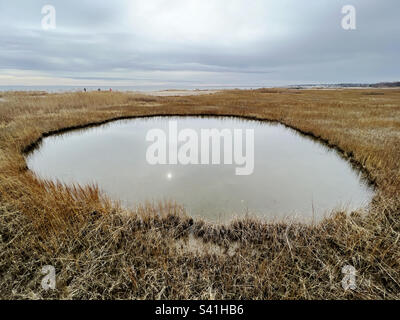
left=0, top=0, right=399, bottom=87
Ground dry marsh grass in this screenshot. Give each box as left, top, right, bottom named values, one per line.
left=0, top=88, right=400, bottom=299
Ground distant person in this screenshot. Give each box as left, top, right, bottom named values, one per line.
left=83, top=88, right=87, bottom=92
left=109, top=88, right=112, bottom=92
left=98, top=88, right=101, bottom=92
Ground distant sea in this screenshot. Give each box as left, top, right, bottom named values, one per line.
left=1, top=82, right=397, bottom=92
left=0, top=85, right=267, bottom=93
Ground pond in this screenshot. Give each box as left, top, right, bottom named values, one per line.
left=26, top=117, right=374, bottom=223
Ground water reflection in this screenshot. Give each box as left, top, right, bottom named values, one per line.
left=27, top=117, right=374, bottom=223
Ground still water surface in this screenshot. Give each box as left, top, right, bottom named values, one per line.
left=27, top=117, right=374, bottom=222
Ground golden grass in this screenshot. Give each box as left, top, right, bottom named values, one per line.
left=0, top=88, right=400, bottom=299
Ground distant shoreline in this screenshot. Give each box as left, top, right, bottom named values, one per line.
left=0, top=81, right=399, bottom=93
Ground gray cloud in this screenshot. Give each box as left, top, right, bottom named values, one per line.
left=0, top=0, right=399, bottom=86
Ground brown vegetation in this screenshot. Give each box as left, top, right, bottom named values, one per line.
left=1, top=88, right=400, bottom=299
